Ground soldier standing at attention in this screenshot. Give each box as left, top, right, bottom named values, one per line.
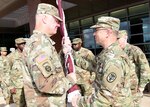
left=72, top=16, right=134, bottom=107
left=72, top=38, right=96, bottom=73
left=7, top=38, right=26, bottom=107
left=72, top=38, right=96, bottom=96
left=0, top=47, right=11, bottom=104
left=118, top=30, right=150, bottom=106
left=23, top=3, right=76, bottom=107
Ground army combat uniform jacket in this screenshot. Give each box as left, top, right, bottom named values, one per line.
left=8, top=50, right=24, bottom=89
left=78, top=42, right=133, bottom=107
left=7, top=50, right=26, bottom=107
left=73, top=47, right=96, bottom=72
left=23, top=30, right=74, bottom=107
left=124, top=43, right=150, bottom=91
left=0, top=56, right=11, bottom=103
left=72, top=47, right=96, bottom=96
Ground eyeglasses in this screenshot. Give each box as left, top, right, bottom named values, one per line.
left=17, top=43, right=26, bottom=45
left=95, top=28, right=107, bottom=31
left=95, top=28, right=108, bottom=32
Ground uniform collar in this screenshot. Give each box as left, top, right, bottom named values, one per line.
left=33, top=30, right=55, bottom=45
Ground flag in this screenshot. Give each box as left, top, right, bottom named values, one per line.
left=56, top=0, right=80, bottom=100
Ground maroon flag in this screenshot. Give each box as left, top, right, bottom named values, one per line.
left=56, top=0, right=80, bottom=93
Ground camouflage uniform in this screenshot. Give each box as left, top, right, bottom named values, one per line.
left=118, top=30, right=150, bottom=106
left=8, top=41, right=26, bottom=107
left=72, top=46, right=96, bottom=73
left=0, top=87, right=6, bottom=106
left=125, top=43, right=150, bottom=106
left=77, top=16, right=134, bottom=107
left=78, top=42, right=134, bottom=107
left=124, top=44, right=150, bottom=91
left=72, top=39, right=96, bottom=96
left=0, top=47, right=11, bottom=104
left=23, top=29, right=75, bottom=107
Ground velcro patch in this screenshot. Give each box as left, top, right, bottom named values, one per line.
left=35, top=54, right=53, bottom=77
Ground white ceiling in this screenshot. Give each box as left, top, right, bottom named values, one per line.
left=0, top=0, right=77, bottom=28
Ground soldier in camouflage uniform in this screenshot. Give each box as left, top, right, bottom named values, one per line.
left=72, top=16, right=134, bottom=107
left=72, top=38, right=96, bottom=96
left=0, top=47, right=11, bottom=104
left=0, top=51, right=7, bottom=106
left=7, top=38, right=26, bottom=107
left=23, top=3, right=76, bottom=107
left=118, top=30, right=150, bottom=106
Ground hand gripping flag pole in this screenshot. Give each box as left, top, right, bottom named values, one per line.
left=56, top=0, right=80, bottom=102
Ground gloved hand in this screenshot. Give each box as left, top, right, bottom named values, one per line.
left=62, top=37, right=72, bottom=54
left=67, top=90, right=81, bottom=103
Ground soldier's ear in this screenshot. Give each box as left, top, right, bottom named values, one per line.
left=15, top=44, right=18, bottom=48
left=42, top=15, right=47, bottom=24
left=105, top=30, right=110, bottom=38
left=106, top=29, right=113, bottom=38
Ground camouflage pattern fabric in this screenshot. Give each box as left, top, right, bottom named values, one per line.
left=72, top=47, right=96, bottom=96
left=125, top=43, right=150, bottom=90
left=75, top=66, right=95, bottom=96
left=78, top=42, right=134, bottom=107
left=8, top=50, right=26, bottom=107
left=0, top=87, right=6, bottom=106
left=8, top=50, right=24, bottom=88
left=23, top=30, right=74, bottom=107
left=73, top=47, right=96, bottom=72
left=90, top=16, right=120, bottom=31
left=124, top=43, right=150, bottom=106
left=36, top=3, right=62, bottom=21
left=0, top=56, right=11, bottom=104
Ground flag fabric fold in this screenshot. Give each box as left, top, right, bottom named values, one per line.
left=56, top=0, right=80, bottom=103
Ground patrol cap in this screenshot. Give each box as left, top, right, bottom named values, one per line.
left=72, top=38, right=82, bottom=44
left=15, top=38, right=26, bottom=44
left=118, top=30, right=128, bottom=39
left=36, top=3, right=62, bottom=21
left=24, top=38, right=29, bottom=42
left=0, top=47, right=7, bottom=52
left=90, top=16, right=120, bottom=31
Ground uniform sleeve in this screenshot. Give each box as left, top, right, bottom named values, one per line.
left=102, top=60, right=124, bottom=92
left=75, top=51, right=96, bottom=72
left=28, top=41, right=74, bottom=95
left=32, top=52, right=75, bottom=95
left=134, top=48, right=150, bottom=89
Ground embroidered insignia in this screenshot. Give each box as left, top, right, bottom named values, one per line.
left=45, top=65, right=51, bottom=72
left=43, top=62, right=51, bottom=72
left=36, top=54, right=46, bottom=62
left=107, top=72, right=116, bottom=83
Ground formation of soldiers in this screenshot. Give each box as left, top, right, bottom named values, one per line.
left=0, top=2, right=150, bottom=107
left=0, top=38, right=26, bottom=107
